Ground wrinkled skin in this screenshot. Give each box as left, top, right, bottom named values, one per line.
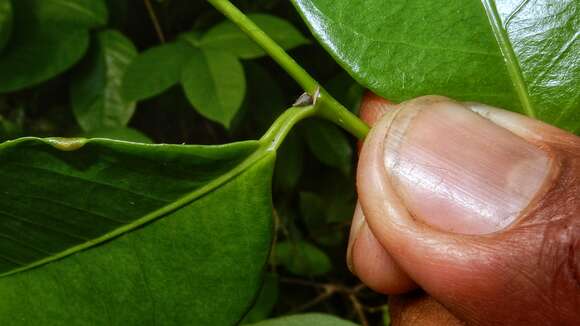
left=348, top=93, right=580, bottom=325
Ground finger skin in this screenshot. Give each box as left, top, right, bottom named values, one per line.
left=347, top=92, right=417, bottom=293
left=357, top=95, right=580, bottom=325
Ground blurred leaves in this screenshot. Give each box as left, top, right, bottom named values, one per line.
left=200, top=13, right=309, bottom=59
left=71, top=30, right=137, bottom=131
left=0, top=0, right=12, bottom=52
left=275, top=241, right=332, bottom=277
left=302, top=119, right=353, bottom=175
left=0, top=0, right=107, bottom=92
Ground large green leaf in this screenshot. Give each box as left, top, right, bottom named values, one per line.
left=0, top=0, right=12, bottom=52
left=182, top=47, right=246, bottom=128
left=200, top=13, right=309, bottom=59
left=293, top=0, right=580, bottom=133
left=122, top=41, right=194, bottom=102
left=0, top=0, right=107, bottom=92
left=0, top=137, right=275, bottom=324
left=72, top=30, right=137, bottom=132
left=250, top=313, right=358, bottom=326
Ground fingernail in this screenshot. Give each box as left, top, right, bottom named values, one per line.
left=384, top=98, right=551, bottom=234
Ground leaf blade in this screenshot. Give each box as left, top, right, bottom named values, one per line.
left=0, top=0, right=107, bottom=92
left=122, top=41, right=194, bottom=102
left=200, top=13, right=309, bottom=59
left=0, top=137, right=275, bottom=324
left=182, top=48, right=246, bottom=128
left=71, top=29, right=138, bottom=132
left=292, top=0, right=580, bottom=133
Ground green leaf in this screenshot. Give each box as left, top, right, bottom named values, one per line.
left=0, top=0, right=12, bottom=52
left=299, top=191, right=326, bottom=231
left=302, top=119, right=353, bottom=175
left=0, top=0, right=107, bottom=92
left=0, top=137, right=275, bottom=324
left=274, top=132, right=303, bottom=192
left=293, top=0, right=580, bottom=133
left=122, top=41, right=194, bottom=102
left=84, top=127, right=153, bottom=143
left=249, top=313, right=358, bottom=326
left=200, top=13, right=309, bottom=59
left=182, top=47, right=246, bottom=128
left=241, top=272, right=279, bottom=324
left=275, top=240, right=331, bottom=276
left=71, top=30, right=137, bottom=132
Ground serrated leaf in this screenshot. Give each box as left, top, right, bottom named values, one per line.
left=302, top=119, right=353, bottom=175
left=200, top=13, right=309, bottom=59
left=71, top=30, right=137, bottom=132
left=250, top=313, right=358, bottom=326
left=275, top=241, right=331, bottom=276
left=0, top=0, right=12, bottom=52
left=122, top=41, right=194, bottom=102
left=0, top=0, right=107, bottom=92
left=0, top=137, right=275, bottom=324
left=84, top=127, right=153, bottom=143
left=182, top=47, right=246, bottom=128
left=293, top=0, right=580, bottom=133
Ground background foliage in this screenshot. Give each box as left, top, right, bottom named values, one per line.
left=0, top=0, right=383, bottom=324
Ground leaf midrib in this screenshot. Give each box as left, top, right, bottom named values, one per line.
left=0, top=138, right=273, bottom=278
left=480, top=0, right=536, bottom=118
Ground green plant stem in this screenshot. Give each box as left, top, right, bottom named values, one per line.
left=207, top=0, right=369, bottom=139
left=260, top=105, right=316, bottom=151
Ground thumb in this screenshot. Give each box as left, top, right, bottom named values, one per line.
left=357, top=96, right=580, bottom=325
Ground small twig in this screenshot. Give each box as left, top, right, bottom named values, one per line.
left=280, top=277, right=326, bottom=289
left=144, top=0, right=166, bottom=43
left=290, top=285, right=335, bottom=313
left=349, top=293, right=369, bottom=326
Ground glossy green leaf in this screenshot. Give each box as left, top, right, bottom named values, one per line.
left=84, top=127, right=153, bottom=143
left=182, top=47, right=246, bottom=128
left=0, top=137, right=275, bottom=324
left=0, top=0, right=107, bottom=92
left=293, top=0, right=580, bottom=133
left=200, top=13, right=309, bottom=59
left=0, top=0, right=12, bottom=52
left=302, top=119, right=352, bottom=175
left=275, top=240, right=331, bottom=276
left=122, top=41, right=194, bottom=102
left=71, top=30, right=137, bottom=132
left=250, top=313, right=358, bottom=326
left=241, top=272, right=279, bottom=324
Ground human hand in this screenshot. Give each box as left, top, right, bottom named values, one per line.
left=347, top=94, right=579, bottom=325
